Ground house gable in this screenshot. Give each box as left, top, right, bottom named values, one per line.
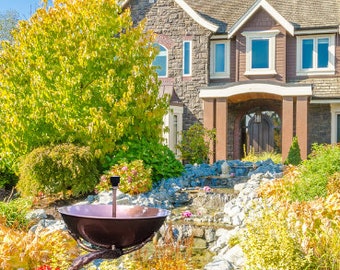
left=228, top=0, right=294, bottom=38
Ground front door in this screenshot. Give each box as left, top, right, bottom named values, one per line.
left=248, top=113, right=274, bottom=154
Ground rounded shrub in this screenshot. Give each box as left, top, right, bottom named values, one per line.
left=104, top=138, right=184, bottom=182
left=98, top=160, right=152, bottom=195
left=17, top=143, right=99, bottom=198
left=176, top=123, right=216, bottom=164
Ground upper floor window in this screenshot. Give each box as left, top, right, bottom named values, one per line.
left=152, top=43, right=168, bottom=77
left=183, top=41, right=192, bottom=76
left=242, top=30, right=279, bottom=76
left=296, top=35, right=335, bottom=75
left=210, top=40, right=230, bottom=79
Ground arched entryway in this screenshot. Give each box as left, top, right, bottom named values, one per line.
left=200, top=82, right=312, bottom=162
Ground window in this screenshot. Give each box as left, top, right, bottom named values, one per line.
left=152, top=44, right=167, bottom=77
left=297, top=35, right=335, bottom=75
left=210, top=40, right=230, bottom=79
left=183, top=41, right=192, bottom=76
left=242, top=30, right=279, bottom=75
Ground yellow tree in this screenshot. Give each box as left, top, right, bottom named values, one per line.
left=0, top=0, right=168, bottom=170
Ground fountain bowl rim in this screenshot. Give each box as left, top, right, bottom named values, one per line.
left=58, top=204, right=170, bottom=220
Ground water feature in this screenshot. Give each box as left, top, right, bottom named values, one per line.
left=58, top=176, right=170, bottom=270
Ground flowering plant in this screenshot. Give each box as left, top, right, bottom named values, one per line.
left=182, top=210, right=192, bottom=218
left=97, top=160, right=152, bottom=195
left=203, top=186, right=212, bottom=193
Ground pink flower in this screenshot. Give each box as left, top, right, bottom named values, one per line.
left=122, top=166, right=128, bottom=171
left=203, top=186, right=212, bottom=193
left=182, top=210, right=192, bottom=218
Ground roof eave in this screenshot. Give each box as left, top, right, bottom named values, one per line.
left=174, top=0, right=219, bottom=32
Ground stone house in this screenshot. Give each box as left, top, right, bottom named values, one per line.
left=125, top=0, right=340, bottom=162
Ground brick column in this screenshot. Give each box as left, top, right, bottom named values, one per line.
left=282, top=96, right=294, bottom=162
left=215, top=98, right=228, bottom=161
left=296, top=96, right=308, bottom=159
left=203, top=98, right=215, bottom=163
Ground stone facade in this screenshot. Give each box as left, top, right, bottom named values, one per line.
left=127, top=0, right=340, bottom=161
left=130, top=0, right=211, bottom=130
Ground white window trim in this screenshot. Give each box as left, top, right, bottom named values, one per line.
left=210, top=40, right=230, bottom=79
left=242, top=30, right=279, bottom=76
left=331, top=104, right=340, bottom=143
left=296, top=34, right=335, bottom=76
left=183, top=41, right=192, bottom=76
left=155, top=44, right=168, bottom=78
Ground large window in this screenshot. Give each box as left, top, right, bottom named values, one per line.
left=210, top=40, right=230, bottom=79
left=183, top=41, right=192, bottom=76
left=297, top=35, right=335, bottom=75
left=242, top=30, right=279, bottom=75
left=152, top=44, right=167, bottom=77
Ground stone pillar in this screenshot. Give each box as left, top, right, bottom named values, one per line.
left=203, top=98, right=215, bottom=163
left=282, top=96, right=294, bottom=162
left=296, top=96, right=308, bottom=159
left=215, top=98, right=228, bottom=161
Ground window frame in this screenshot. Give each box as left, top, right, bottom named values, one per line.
left=242, top=30, right=279, bottom=76
left=153, top=43, right=168, bottom=78
left=183, top=40, right=192, bottom=76
left=210, top=39, right=230, bottom=79
left=331, top=104, right=340, bottom=144
left=296, top=34, right=335, bottom=76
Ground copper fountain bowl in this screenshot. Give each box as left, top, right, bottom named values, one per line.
left=58, top=204, right=169, bottom=249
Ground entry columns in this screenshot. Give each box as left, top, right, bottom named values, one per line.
left=203, top=98, right=215, bottom=163
left=216, top=98, right=228, bottom=161
left=282, top=96, right=294, bottom=162
left=296, top=96, right=308, bottom=159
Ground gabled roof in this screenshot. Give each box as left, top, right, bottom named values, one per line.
left=176, top=0, right=340, bottom=34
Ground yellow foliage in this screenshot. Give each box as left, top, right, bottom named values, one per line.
left=255, top=166, right=340, bottom=269
left=0, top=225, right=80, bottom=269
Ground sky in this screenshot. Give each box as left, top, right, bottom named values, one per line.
left=0, top=0, right=50, bottom=20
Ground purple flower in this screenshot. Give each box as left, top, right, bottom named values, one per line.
left=182, top=210, right=192, bottom=218
left=203, top=186, right=212, bottom=193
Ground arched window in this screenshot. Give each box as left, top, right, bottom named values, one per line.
left=152, top=44, right=167, bottom=77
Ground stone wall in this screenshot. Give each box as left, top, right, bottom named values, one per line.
left=130, top=0, right=212, bottom=130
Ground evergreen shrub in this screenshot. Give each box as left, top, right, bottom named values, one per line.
left=285, top=136, right=302, bottom=165
left=17, top=143, right=99, bottom=198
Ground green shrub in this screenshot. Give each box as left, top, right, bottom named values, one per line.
left=289, top=143, right=340, bottom=201
left=285, top=136, right=302, bottom=165
left=104, top=138, right=184, bottom=182
left=0, top=168, right=18, bottom=189
left=98, top=160, right=152, bottom=195
left=0, top=198, right=32, bottom=230
left=240, top=205, right=308, bottom=270
left=17, top=143, right=99, bottom=198
left=176, top=123, right=216, bottom=164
